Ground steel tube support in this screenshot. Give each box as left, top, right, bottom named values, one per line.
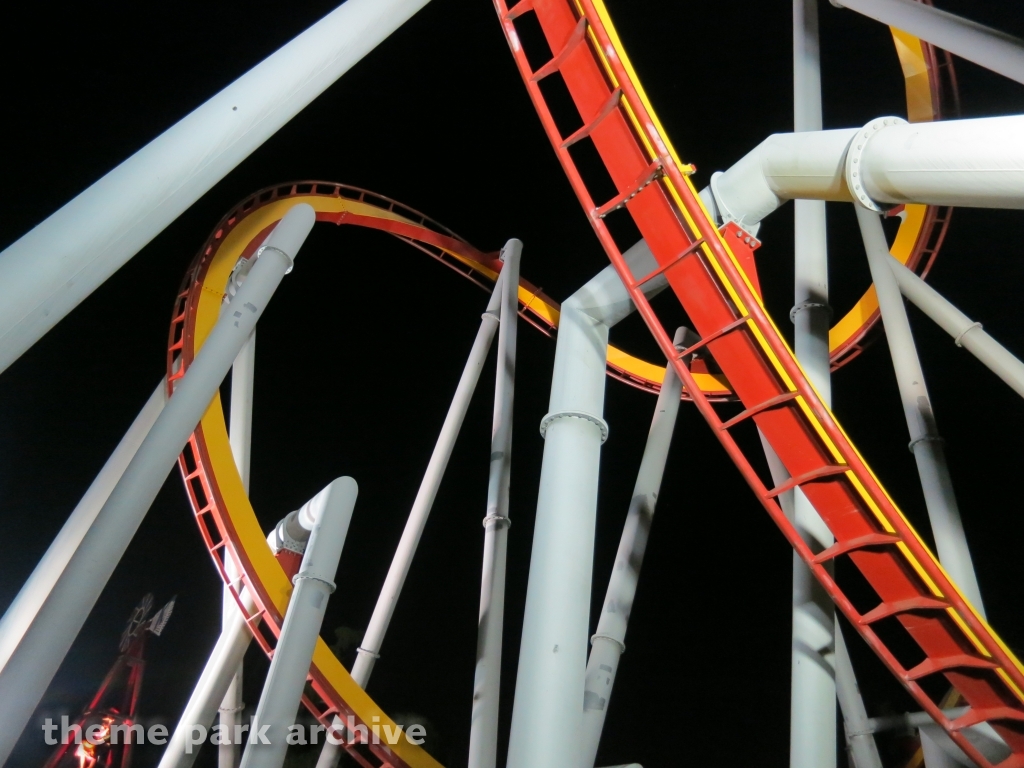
left=0, top=379, right=166, bottom=676
left=835, top=626, right=883, bottom=768
left=239, top=478, right=357, bottom=768
left=578, top=328, right=684, bottom=768
left=857, top=206, right=985, bottom=614
left=315, top=276, right=507, bottom=768
left=468, top=240, right=522, bottom=768
left=158, top=582, right=256, bottom=768
left=791, top=3, right=837, bottom=765
left=0, top=0, right=430, bottom=375
left=888, top=255, right=1024, bottom=400
left=836, top=0, right=1024, bottom=87
left=221, top=331, right=257, bottom=768
left=506, top=241, right=668, bottom=768
left=0, top=204, right=315, bottom=764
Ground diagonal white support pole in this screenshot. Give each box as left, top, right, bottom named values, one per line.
left=315, top=276, right=506, bottom=768
left=221, top=329, right=257, bottom=768
left=578, top=327, right=685, bottom=768
left=468, top=239, right=521, bottom=768
left=0, top=204, right=315, bottom=765
left=0, top=0, right=431, bottom=375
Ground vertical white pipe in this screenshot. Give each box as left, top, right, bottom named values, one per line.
left=0, top=204, right=315, bottom=765
left=240, top=478, right=357, bottom=768
left=834, top=627, right=883, bottom=768
left=0, top=0, right=431, bottom=375
left=222, top=331, right=256, bottom=768
left=0, top=380, right=166, bottom=674
left=506, top=241, right=667, bottom=768
left=578, top=328, right=684, bottom=768
left=856, top=207, right=985, bottom=613
left=468, top=240, right=521, bottom=768
left=315, top=278, right=505, bottom=768
left=791, top=2, right=836, bottom=765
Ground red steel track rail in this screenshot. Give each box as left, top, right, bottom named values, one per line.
left=493, top=1, right=1024, bottom=765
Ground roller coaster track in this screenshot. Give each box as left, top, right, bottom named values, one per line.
left=162, top=4, right=983, bottom=767
left=492, top=0, right=1024, bottom=766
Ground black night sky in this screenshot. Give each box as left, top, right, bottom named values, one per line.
left=2, top=1, right=1024, bottom=766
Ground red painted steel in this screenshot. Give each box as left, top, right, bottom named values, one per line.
left=494, top=0, right=1024, bottom=764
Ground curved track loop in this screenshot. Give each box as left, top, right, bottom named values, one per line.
left=495, top=1, right=1024, bottom=766
left=167, top=183, right=735, bottom=768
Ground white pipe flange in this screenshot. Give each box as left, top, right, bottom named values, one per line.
left=539, top=410, right=610, bottom=443
left=844, top=116, right=907, bottom=212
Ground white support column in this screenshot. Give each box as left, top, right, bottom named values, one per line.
left=506, top=241, right=668, bottom=768
left=0, top=379, right=166, bottom=675
left=0, top=204, right=315, bottom=765
left=315, top=276, right=505, bottom=768
left=578, top=328, right=685, bottom=768
left=222, top=330, right=257, bottom=768
left=888, top=255, right=1024, bottom=400
left=834, top=626, right=883, bottom=768
left=239, top=478, right=357, bottom=768
left=835, top=0, right=1024, bottom=86
left=468, top=240, right=521, bottom=768
left=0, top=0, right=431, bottom=375
left=791, top=2, right=836, bottom=765
left=856, top=206, right=985, bottom=614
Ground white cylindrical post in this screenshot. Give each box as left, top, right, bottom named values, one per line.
left=578, top=328, right=685, bottom=768
left=468, top=240, right=522, bottom=768
left=0, top=380, right=166, bottom=675
left=506, top=241, right=668, bottom=768
left=836, top=0, right=1024, bottom=86
left=239, top=478, right=358, bottom=768
left=791, top=2, right=836, bottom=764
left=0, top=0, right=431, bottom=375
left=888, top=255, right=1024, bottom=400
left=315, top=277, right=506, bottom=768
left=857, top=206, right=985, bottom=615
left=835, top=626, right=883, bottom=768
left=222, top=330, right=257, bottom=768
left=0, top=204, right=315, bottom=765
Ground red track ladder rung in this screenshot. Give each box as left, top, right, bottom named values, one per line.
left=951, top=706, right=1024, bottom=731
left=905, top=654, right=999, bottom=681
left=531, top=16, right=587, bottom=81
left=630, top=237, right=705, bottom=289
left=765, top=464, right=849, bottom=499
left=995, top=756, right=1024, bottom=768
left=595, top=158, right=664, bottom=219
left=673, top=315, right=750, bottom=361
left=813, top=532, right=903, bottom=564
left=858, top=595, right=950, bottom=625
left=504, top=0, right=533, bottom=20
left=720, top=391, right=800, bottom=431
left=562, top=87, right=623, bottom=149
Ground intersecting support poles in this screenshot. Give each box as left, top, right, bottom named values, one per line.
left=0, top=204, right=315, bottom=765
left=222, top=330, right=257, bottom=768
left=856, top=206, right=986, bottom=615
left=240, top=478, right=357, bottom=768
left=0, top=0, right=431, bottom=375
left=506, top=241, right=667, bottom=768
left=468, top=239, right=521, bottom=768
left=315, top=274, right=505, bottom=768
left=578, top=328, right=685, bottom=768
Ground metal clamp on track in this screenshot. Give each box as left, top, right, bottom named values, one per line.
left=539, top=410, right=610, bottom=443
left=908, top=434, right=945, bottom=454
left=482, top=514, right=511, bottom=529
left=355, top=646, right=381, bottom=660
left=790, top=301, right=833, bottom=324
left=590, top=633, right=625, bottom=654
left=292, top=570, right=337, bottom=593
left=954, top=321, right=983, bottom=348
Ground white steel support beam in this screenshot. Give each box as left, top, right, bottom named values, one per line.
left=239, top=478, right=357, bottom=768
left=888, top=255, right=1024, bottom=400
left=791, top=3, right=837, bottom=765
left=0, top=204, right=315, bottom=765
left=835, top=0, right=1024, bottom=87
left=222, top=331, right=257, bottom=768
left=468, top=240, right=522, bottom=768
left=0, top=0, right=430, bottom=375
left=506, top=241, right=668, bottom=768
left=857, top=206, right=985, bottom=615
left=315, top=275, right=506, bottom=768
left=578, top=327, right=685, bottom=768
